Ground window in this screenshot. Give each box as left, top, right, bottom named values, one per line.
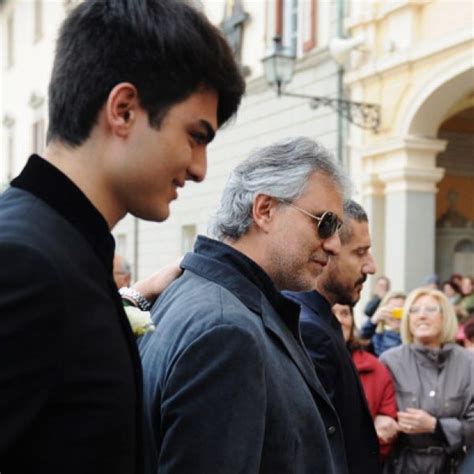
left=272, top=0, right=317, bottom=56
left=29, top=92, right=45, bottom=155
left=2, top=115, right=15, bottom=189
left=32, top=118, right=45, bottom=155
left=115, top=234, right=127, bottom=257
left=283, top=0, right=298, bottom=55
left=7, top=131, right=14, bottom=182
left=34, top=0, right=43, bottom=42
left=7, top=13, right=14, bottom=67
left=181, top=225, right=197, bottom=254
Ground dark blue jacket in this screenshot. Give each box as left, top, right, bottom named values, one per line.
left=139, top=236, right=348, bottom=474
left=284, top=290, right=382, bottom=474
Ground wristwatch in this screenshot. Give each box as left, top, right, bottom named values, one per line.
left=119, top=287, right=152, bottom=311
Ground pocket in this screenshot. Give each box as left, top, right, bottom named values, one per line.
left=441, top=396, right=464, bottom=417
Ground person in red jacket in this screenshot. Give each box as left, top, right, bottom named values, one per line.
left=333, top=303, right=399, bottom=461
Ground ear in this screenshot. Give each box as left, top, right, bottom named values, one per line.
left=105, top=82, right=140, bottom=138
left=252, top=194, right=279, bottom=233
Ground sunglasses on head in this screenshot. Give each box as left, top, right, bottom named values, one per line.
left=287, top=203, right=342, bottom=239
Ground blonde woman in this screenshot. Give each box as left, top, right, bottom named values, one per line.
left=380, top=288, right=474, bottom=474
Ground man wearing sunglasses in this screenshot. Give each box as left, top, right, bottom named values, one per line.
left=139, top=136, right=350, bottom=473
left=285, top=199, right=382, bottom=474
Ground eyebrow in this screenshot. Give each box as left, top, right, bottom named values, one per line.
left=200, top=120, right=216, bottom=144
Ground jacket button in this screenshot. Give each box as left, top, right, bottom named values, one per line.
left=327, top=426, right=336, bottom=435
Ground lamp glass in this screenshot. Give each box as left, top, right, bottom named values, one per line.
left=262, top=49, right=295, bottom=86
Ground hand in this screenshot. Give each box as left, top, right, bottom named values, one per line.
left=372, top=306, right=392, bottom=324
left=397, top=408, right=437, bottom=434
left=374, top=415, right=399, bottom=443
left=385, top=316, right=401, bottom=331
left=132, top=257, right=183, bottom=305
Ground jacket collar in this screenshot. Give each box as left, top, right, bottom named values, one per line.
left=10, top=154, right=115, bottom=272
left=181, top=236, right=329, bottom=399
left=285, top=290, right=333, bottom=322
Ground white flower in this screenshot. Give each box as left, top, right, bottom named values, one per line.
left=124, top=306, right=155, bottom=337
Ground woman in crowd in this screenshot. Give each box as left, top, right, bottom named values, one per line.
left=360, top=291, right=406, bottom=356
left=380, top=288, right=474, bottom=474
left=459, top=276, right=474, bottom=321
left=333, top=303, right=398, bottom=462
left=442, top=280, right=462, bottom=306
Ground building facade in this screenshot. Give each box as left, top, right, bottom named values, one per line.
left=344, top=0, right=474, bottom=291
left=1, top=0, right=471, bottom=295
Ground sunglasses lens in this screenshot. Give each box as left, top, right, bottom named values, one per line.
left=318, top=212, right=338, bottom=239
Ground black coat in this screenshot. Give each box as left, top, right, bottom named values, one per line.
left=285, top=290, right=382, bottom=474
left=0, top=160, right=143, bottom=474
left=139, top=236, right=348, bottom=474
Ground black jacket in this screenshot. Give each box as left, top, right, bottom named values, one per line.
left=0, top=156, right=143, bottom=473
left=139, top=236, right=348, bottom=474
left=285, top=290, right=381, bottom=474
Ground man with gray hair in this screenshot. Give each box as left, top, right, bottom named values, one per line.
left=113, top=254, right=132, bottom=288
left=285, top=200, right=383, bottom=474
left=139, top=136, right=349, bottom=473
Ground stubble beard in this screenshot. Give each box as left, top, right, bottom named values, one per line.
left=323, top=274, right=366, bottom=306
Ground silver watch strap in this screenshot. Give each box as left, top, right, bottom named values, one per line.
left=119, top=287, right=152, bottom=311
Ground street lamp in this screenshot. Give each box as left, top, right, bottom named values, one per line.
left=261, top=36, right=381, bottom=132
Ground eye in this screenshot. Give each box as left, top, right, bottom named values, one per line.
left=190, top=132, right=208, bottom=146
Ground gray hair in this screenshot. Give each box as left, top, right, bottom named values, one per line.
left=340, top=199, right=368, bottom=245
left=209, top=136, right=350, bottom=241
left=117, top=255, right=131, bottom=275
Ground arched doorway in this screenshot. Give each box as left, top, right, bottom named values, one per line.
left=435, top=106, right=474, bottom=281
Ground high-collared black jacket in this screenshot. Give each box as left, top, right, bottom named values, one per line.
left=0, top=156, right=143, bottom=473
left=284, top=290, right=382, bottom=474
left=139, top=236, right=348, bottom=474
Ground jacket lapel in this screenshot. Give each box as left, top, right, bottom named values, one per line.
left=259, top=295, right=333, bottom=406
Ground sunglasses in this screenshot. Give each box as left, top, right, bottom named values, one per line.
left=287, top=203, right=342, bottom=239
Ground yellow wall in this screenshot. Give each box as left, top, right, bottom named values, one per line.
left=436, top=175, right=474, bottom=220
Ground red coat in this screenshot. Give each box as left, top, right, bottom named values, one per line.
left=352, top=349, right=398, bottom=460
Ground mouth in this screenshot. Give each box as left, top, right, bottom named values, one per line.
left=173, top=179, right=185, bottom=189
left=416, top=323, right=430, bottom=330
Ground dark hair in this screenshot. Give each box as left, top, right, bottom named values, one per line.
left=339, top=199, right=368, bottom=245
left=47, top=0, right=245, bottom=146
left=464, top=317, right=474, bottom=341
left=339, top=304, right=372, bottom=352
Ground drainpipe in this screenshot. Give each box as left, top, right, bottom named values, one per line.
left=336, top=0, right=346, bottom=166
left=133, top=217, right=139, bottom=282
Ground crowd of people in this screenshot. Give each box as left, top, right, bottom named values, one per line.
left=334, top=272, right=474, bottom=473
left=0, top=1, right=472, bottom=474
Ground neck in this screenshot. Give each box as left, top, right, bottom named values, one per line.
left=227, top=230, right=281, bottom=288
left=314, top=280, right=335, bottom=306
left=43, top=140, right=125, bottom=229
left=414, top=338, right=442, bottom=349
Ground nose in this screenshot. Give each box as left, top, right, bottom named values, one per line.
left=187, top=148, right=207, bottom=183
left=322, top=232, right=341, bottom=256
left=363, top=254, right=377, bottom=275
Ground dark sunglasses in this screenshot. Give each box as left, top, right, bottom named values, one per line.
left=288, top=203, right=342, bottom=239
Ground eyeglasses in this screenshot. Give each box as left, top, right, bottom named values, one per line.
left=287, top=203, right=342, bottom=239
left=408, top=305, right=441, bottom=315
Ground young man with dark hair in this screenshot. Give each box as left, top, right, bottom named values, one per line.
left=0, top=1, right=244, bottom=473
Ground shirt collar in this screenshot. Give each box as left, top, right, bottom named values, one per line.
left=11, top=154, right=115, bottom=271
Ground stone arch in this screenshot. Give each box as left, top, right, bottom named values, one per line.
left=455, top=239, right=474, bottom=253
left=400, top=51, right=474, bottom=137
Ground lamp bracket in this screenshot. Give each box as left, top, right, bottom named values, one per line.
left=279, top=90, right=380, bottom=132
